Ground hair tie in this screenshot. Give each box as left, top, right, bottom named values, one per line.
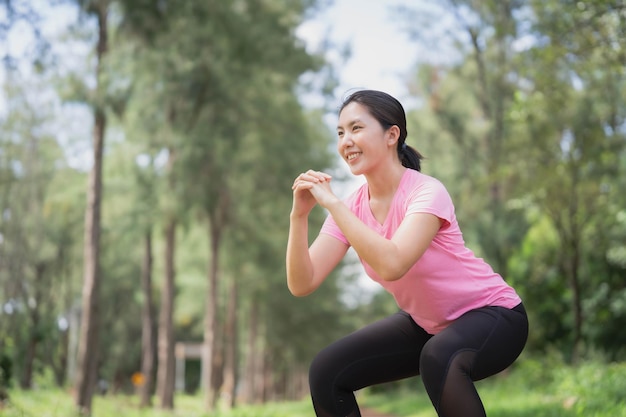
left=401, top=142, right=407, bottom=151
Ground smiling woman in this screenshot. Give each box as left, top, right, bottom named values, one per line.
left=286, top=89, right=528, bottom=417
left=336, top=90, right=423, bottom=178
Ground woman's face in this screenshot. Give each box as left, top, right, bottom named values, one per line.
left=337, top=102, right=396, bottom=175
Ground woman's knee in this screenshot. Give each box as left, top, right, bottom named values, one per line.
left=308, top=351, right=326, bottom=389
left=309, top=345, right=340, bottom=394
left=308, top=346, right=359, bottom=416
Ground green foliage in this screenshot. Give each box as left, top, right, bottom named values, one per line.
left=404, top=0, right=626, bottom=361
left=554, top=361, right=626, bottom=416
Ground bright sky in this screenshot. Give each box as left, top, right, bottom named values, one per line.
left=297, top=0, right=453, bottom=105
left=2, top=0, right=450, bottom=112
left=297, top=0, right=417, bottom=100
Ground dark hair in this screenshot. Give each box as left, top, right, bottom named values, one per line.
left=340, top=89, right=424, bottom=171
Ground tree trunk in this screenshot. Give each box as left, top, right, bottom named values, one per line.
left=222, top=276, right=238, bottom=408
left=156, top=219, right=176, bottom=409
left=21, top=263, right=44, bottom=389
left=243, top=299, right=259, bottom=404
left=569, top=239, right=583, bottom=363
left=203, top=220, right=221, bottom=410
left=139, top=231, right=155, bottom=407
left=74, top=4, right=107, bottom=414
left=567, top=166, right=583, bottom=363
left=463, top=0, right=515, bottom=277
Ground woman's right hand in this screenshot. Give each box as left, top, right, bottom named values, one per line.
left=290, top=170, right=332, bottom=217
left=287, top=170, right=345, bottom=297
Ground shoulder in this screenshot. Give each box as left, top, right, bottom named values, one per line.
left=401, top=170, right=455, bottom=221
left=402, top=170, right=450, bottom=198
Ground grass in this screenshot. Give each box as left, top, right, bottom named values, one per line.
left=359, top=358, right=626, bottom=417
left=3, top=390, right=316, bottom=417
left=2, top=390, right=315, bottom=417
left=2, top=359, right=625, bottom=417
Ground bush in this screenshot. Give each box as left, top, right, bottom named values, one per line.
left=554, top=361, right=626, bottom=416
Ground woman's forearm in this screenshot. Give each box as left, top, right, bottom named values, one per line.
left=323, top=199, right=404, bottom=281
left=286, top=214, right=316, bottom=296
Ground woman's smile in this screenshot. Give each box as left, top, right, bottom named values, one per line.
left=346, top=151, right=362, bottom=162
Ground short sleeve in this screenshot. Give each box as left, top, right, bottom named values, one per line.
left=406, top=179, right=455, bottom=225
left=320, top=214, right=350, bottom=246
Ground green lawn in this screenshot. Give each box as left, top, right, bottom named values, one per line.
left=3, top=360, right=625, bottom=417
left=360, top=359, right=626, bottom=417
left=3, top=390, right=314, bottom=417
left=361, top=386, right=572, bottom=417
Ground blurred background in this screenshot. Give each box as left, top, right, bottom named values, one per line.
left=0, top=0, right=624, bottom=415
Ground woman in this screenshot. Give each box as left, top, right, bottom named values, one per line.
left=286, top=89, right=528, bottom=417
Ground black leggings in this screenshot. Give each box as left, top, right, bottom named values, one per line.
left=309, top=304, right=528, bottom=417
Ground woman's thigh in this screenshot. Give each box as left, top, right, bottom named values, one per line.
left=309, top=310, right=432, bottom=391
left=421, top=304, right=529, bottom=382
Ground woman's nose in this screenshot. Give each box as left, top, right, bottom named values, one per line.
left=340, top=133, right=353, bottom=147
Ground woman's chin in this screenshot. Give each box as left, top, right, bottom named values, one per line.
left=348, top=166, right=364, bottom=176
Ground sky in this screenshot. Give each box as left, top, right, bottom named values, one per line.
left=297, top=0, right=418, bottom=101
left=1, top=0, right=451, bottom=116
left=296, top=0, right=454, bottom=105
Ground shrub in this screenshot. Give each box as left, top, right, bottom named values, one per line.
left=554, top=361, right=626, bottom=416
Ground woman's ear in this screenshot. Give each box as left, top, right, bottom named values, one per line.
left=386, top=125, right=401, bottom=146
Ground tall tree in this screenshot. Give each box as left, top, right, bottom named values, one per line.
left=129, top=0, right=331, bottom=408
left=0, top=0, right=81, bottom=394
left=442, top=0, right=526, bottom=277
left=74, top=0, right=109, bottom=413
left=139, top=230, right=154, bottom=406
left=404, top=0, right=626, bottom=360
left=520, top=0, right=626, bottom=360
left=400, top=0, right=529, bottom=275
left=156, top=207, right=176, bottom=408
left=0, top=76, right=72, bottom=390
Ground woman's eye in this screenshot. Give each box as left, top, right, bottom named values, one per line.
left=353, top=126, right=361, bottom=131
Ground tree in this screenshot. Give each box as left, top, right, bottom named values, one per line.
left=73, top=0, right=110, bottom=413
left=116, top=0, right=332, bottom=409
left=138, top=190, right=155, bottom=407
left=402, top=0, right=626, bottom=360
left=401, top=0, right=531, bottom=276
left=0, top=75, right=77, bottom=390
left=519, top=0, right=626, bottom=360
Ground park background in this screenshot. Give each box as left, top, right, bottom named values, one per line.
left=0, top=0, right=625, bottom=416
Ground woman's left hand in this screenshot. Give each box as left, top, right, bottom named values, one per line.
left=293, top=170, right=338, bottom=209
left=308, top=178, right=340, bottom=209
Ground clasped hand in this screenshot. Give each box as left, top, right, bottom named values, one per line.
left=291, top=170, right=337, bottom=215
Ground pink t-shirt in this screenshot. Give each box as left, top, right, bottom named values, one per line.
left=320, top=169, right=521, bottom=334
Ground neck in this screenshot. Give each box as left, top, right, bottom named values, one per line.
left=364, top=164, right=407, bottom=200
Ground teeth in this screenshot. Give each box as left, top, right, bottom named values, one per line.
left=347, top=153, right=360, bottom=161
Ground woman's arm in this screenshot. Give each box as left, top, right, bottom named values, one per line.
left=315, top=187, right=441, bottom=282
left=286, top=170, right=348, bottom=296
left=286, top=214, right=348, bottom=296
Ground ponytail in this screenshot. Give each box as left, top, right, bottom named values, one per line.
left=398, top=142, right=424, bottom=171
